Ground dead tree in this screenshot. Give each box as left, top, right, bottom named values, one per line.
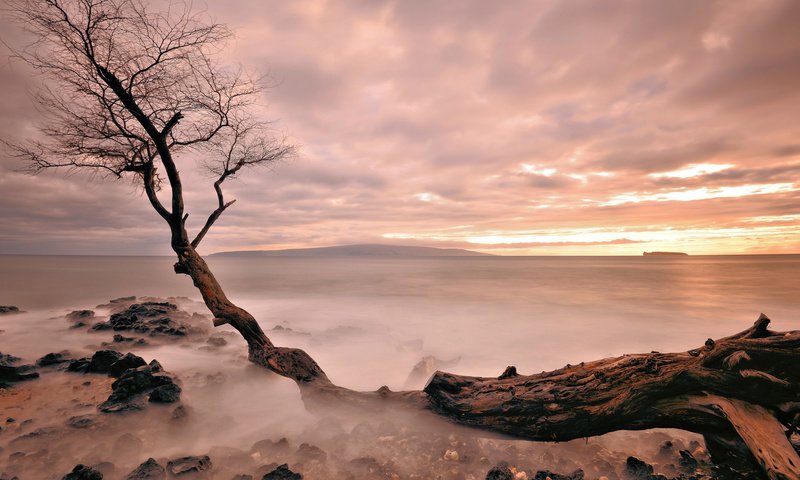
left=4, top=2, right=799, bottom=479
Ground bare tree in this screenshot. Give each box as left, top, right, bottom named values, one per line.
left=3, top=2, right=800, bottom=479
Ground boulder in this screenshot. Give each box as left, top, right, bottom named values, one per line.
left=87, top=350, right=123, bottom=374
left=62, top=464, right=103, bottom=480
left=166, top=455, right=212, bottom=476
left=37, top=351, right=72, bottom=367
left=0, top=306, right=20, bottom=315
left=92, top=302, right=192, bottom=336
left=67, top=310, right=95, bottom=321
left=261, top=464, right=301, bottom=480
left=486, top=465, right=513, bottom=480
left=0, top=353, right=38, bottom=383
left=148, top=383, right=181, bottom=403
left=108, top=353, right=146, bottom=377
left=625, top=457, right=654, bottom=479
left=125, top=458, right=165, bottom=480
left=68, top=358, right=91, bottom=373
left=533, top=469, right=584, bottom=480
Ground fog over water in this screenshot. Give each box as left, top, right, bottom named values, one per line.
left=1, top=254, right=798, bottom=478
left=3, top=255, right=798, bottom=385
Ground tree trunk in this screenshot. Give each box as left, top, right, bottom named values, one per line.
left=172, top=250, right=799, bottom=479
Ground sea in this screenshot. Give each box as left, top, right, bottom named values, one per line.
left=0, top=254, right=798, bottom=465
left=1, top=254, right=798, bottom=389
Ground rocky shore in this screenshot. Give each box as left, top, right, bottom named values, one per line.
left=1, top=297, right=728, bottom=479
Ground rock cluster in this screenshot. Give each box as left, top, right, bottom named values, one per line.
left=0, top=306, right=21, bottom=314
left=91, top=302, right=192, bottom=336
left=65, top=350, right=181, bottom=412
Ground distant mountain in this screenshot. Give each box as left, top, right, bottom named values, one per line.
left=643, top=251, right=689, bottom=256
left=210, top=244, right=493, bottom=257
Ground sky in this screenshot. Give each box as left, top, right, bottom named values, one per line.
left=1, top=0, right=799, bottom=256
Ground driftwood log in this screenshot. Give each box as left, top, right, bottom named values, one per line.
left=236, top=307, right=800, bottom=480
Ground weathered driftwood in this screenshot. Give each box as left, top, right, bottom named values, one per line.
left=235, top=310, right=799, bottom=480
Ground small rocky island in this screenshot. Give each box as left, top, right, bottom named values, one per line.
left=643, top=252, right=689, bottom=256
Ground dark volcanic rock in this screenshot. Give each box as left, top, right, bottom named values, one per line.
left=37, top=351, right=72, bottom=367
left=262, top=464, right=302, bottom=480
left=68, top=358, right=91, bottom=373
left=625, top=456, right=654, bottom=479
left=678, top=449, right=698, bottom=471
left=0, top=306, right=20, bottom=314
left=485, top=465, right=513, bottom=480
left=533, top=469, right=584, bottom=480
left=148, top=383, right=181, bottom=403
left=99, top=361, right=180, bottom=412
left=251, top=438, right=290, bottom=457
left=0, top=353, right=38, bottom=383
left=93, top=302, right=192, bottom=336
left=63, top=464, right=103, bottom=480
left=125, top=458, right=165, bottom=480
left=108, top=353, right=146, bottom=377
left=166, top=455, right=212, bottom=476
left=0, top=353, right=21, bottom=365
left=87, top=350, right=123, bottom=374
left=67, top=310, right=95, bottom=321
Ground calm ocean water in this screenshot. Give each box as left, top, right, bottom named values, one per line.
left=1, top=254, right=798, bottom=389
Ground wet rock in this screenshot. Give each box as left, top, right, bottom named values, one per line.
left=63, top=464, right=103, bottom=480
left=37, top=351, right=72, bottom=367
left=125, top=458, right=165, bottom=480
left=251, top=438, right=290, bottom=457
left=100, top=361, right=180, bottom=412
left=93, top=302, right=192, bottom=336
left=624, top=457, right=653, bottom=479
left=68, top=358, right=91, bottom=373
left=0, top=354, right=38, bottom=383
left=96, top=296, right=137, bottom=310
left=87, top=350, right=123, bottom=374
left=0, top=353, right=21, bottom=365
left=486, top=465, right=514, bottom=480
left=112, top=334, right=147, bottom=345
left=262, top=464, right=302, bottom=480
left=166, top=455, right=212, bottom=476
left=206, top=335, right=227, bottom=347
left=403, top=355, right=461, bottom=389
left=67, top=310, right=95, bottom=321
left=678, top=450, right=698, bottom=471
left=0, top=306, right=20, bottom=314
left=108, top=353, right=146, bottom=377
left=148, top=383, right=181, bottom=403
left=533, top=469, right=584, bottom=480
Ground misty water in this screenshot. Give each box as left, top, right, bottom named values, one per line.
left=1, top=254, right=799, bottom=478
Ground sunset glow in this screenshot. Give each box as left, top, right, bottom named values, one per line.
left=1, top=1, right=799, bottom=255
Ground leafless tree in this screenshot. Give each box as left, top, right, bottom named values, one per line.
left=4, top=2, right=800, bottom=479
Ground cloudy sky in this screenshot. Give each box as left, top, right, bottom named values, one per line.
left=1, top=0, right=799, bottom=255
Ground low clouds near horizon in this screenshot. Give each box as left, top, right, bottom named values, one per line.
left=1, top=0, right=799, bottom=255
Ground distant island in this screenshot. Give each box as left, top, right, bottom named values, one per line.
left=211, top=244, right=494, bottom=257
left=643, top=251, right=689, bottom=256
